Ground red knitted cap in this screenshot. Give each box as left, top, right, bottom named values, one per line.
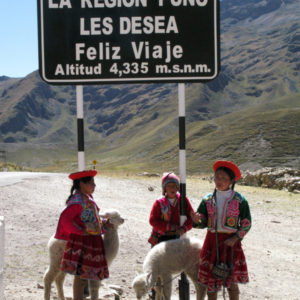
left=161, top=172, right=180, bottom=195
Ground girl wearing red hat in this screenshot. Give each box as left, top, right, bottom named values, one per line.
left=148, top=172, right=194, bottom=245
left=191, top=161, right=251, bottom=300
left=54, top=170, right=109, bottom=300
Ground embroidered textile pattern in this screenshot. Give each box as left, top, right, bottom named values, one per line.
left=226, top=199, right=240, bottom=216
left=81, top=198, right=102, bottom=235
left=81, top=208, right=97, bottom=223
left=241, top=218, right=251, bottom=228
left=160, top=202, right=170, bottom=221
left=226, top=216, right=236, bottom=227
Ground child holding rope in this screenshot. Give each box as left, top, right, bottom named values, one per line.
left=147, top=172, right=195, bottom=299
left=191, top=161, right=251, bottom=300
left=148, top=172, right=194, bottom=246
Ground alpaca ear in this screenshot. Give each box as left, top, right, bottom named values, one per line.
left=146, top=272, right=152, bottom=287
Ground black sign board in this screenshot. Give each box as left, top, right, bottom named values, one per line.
left=38, top=0, right=219, bottom=84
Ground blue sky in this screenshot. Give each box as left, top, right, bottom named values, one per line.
left=0, top=1, right=38, bottom=78
left=0, top=1, right=225, bottom=78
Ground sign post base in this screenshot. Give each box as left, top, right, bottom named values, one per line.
left=179, top=273, right=190, bottom=300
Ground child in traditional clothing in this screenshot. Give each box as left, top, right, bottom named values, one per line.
left=191, top=160, right=251, bottom=300
left=148, top=172, right=194, bottom=245
left=55, top=170, right=109, bottom=300
left=148, top=172, right=195, bottom=299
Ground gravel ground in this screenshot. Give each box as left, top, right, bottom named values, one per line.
left=1, top=172, right=300, bottom=300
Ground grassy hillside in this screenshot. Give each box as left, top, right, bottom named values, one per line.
left=0, top=0, right=299, bottom=174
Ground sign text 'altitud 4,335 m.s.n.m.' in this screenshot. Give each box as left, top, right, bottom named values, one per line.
left=38, top=0, right=219, bottom=84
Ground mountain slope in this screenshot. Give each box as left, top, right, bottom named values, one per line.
left=0, top=0, right=299, bottom=173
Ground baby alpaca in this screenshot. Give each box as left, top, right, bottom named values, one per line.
left=43, top=209, right=124, bottom=300
left=132, top=237, right=206, bottom=300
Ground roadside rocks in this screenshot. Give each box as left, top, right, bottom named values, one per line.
left=240, top=167, right=300, bottom=193
left=137, top=172, right=160, bottom=177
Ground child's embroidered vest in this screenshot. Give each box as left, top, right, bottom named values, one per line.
left=205, top=191, right=240, bottom=232
left=68, top=193, right=102, bottom=235
left=157, top=194, right=180, bottom=225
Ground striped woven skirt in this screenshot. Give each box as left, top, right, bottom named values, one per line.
left=60, top=233, right=109, bottom=281
left=198, top=230, right=249, bottom=293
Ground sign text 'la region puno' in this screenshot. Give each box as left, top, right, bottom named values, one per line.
left=38, top=0, right=220, bottom=84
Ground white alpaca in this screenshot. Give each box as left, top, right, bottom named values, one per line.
left=43, top=209, right=124, bottom=300
left=132, top=237, right=207, bottom=300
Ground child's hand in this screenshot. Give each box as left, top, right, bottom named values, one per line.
left=170, top=224, right=178, bottom=232
left=190, top=211, right=201, bottom=223
left=176, top=227, right=185, bottom=236
left=224, top=236, right=239, bottom=247
left=103, top=219, right=114, bottom=229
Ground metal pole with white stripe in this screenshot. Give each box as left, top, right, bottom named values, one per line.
left=76, top=85, right=85, bottom=171
left=178, top=83, right=190, bottom=300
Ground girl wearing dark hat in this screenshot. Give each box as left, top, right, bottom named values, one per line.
left=191, top=161, right=251, bottom=300
left=54, top=170, right=109, bottom=300
left=148, top=172, right=194, bottom=246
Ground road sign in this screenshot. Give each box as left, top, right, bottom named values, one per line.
left=38, top=0, right=219, bottom=84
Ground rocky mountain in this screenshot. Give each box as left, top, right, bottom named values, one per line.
left=0, top=0, right=299, bottom=173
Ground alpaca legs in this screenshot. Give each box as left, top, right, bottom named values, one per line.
left=152, top=275, right=172, bottom=300
left=44, top=238, right=66, bottom=300
left=55, top=271, right=66, bottom=300
left=160, top=274, right=172, bottom=300
left=154, top=277, right=162, bottom=300
left=187, top=276, right=207, bottom=300
left=43, top=267, right=57, bottom=300
left=186, top=268, right=207, bottom=300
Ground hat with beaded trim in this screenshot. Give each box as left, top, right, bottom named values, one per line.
left=68, top=170, right=97, bottom=180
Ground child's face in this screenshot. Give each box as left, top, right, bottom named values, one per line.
left=80, top=178, right=96, bottom=195
left=165, top=183, right=178, bottom=198
left=214, top=170, right=233, bottom=191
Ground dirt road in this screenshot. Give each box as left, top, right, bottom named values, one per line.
left=1, top=172, right=300, bottom=299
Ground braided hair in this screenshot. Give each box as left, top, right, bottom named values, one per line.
left=66, top=176, right=93, bottom=203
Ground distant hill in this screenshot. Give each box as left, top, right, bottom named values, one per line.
left=0, top=0, right=299, bottom=174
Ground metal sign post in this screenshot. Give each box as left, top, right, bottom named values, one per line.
left=76, top=86, right=85, bottom=171
left=178, top=83, right=187, bottom=226
left=178, top=83, right=189, bottom=300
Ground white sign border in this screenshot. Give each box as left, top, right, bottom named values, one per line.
left=38, top=0, right=219, bottom=84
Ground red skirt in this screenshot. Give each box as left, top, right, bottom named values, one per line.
left=60, top=233, right=109, bottom=281
left=198, top=231, right=249, bottom=293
